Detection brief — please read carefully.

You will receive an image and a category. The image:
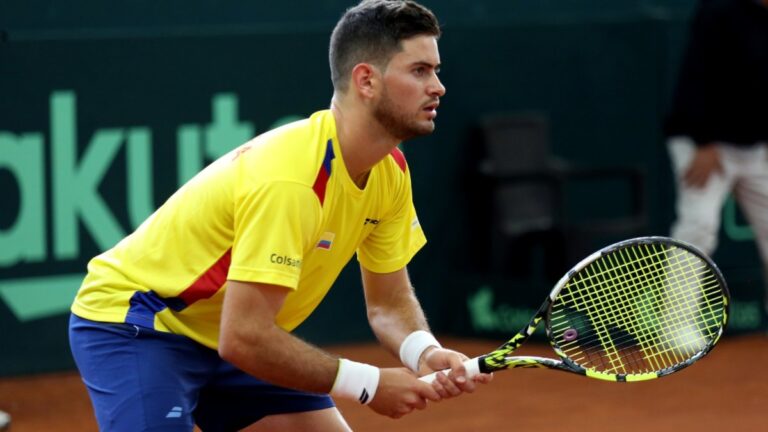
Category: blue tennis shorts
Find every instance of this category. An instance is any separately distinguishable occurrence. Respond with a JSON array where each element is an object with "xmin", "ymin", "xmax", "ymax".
[{"xmin": 68, "ymin": 314, "xmax": 334, "ymax": 431}]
